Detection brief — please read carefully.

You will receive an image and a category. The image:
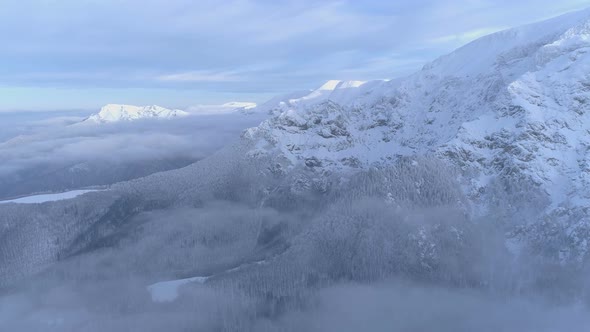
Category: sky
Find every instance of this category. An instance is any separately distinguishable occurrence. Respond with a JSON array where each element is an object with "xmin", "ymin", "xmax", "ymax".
[{"xmin": 1, "ymin": 0, "xmax": 590, "ymax": 111}]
